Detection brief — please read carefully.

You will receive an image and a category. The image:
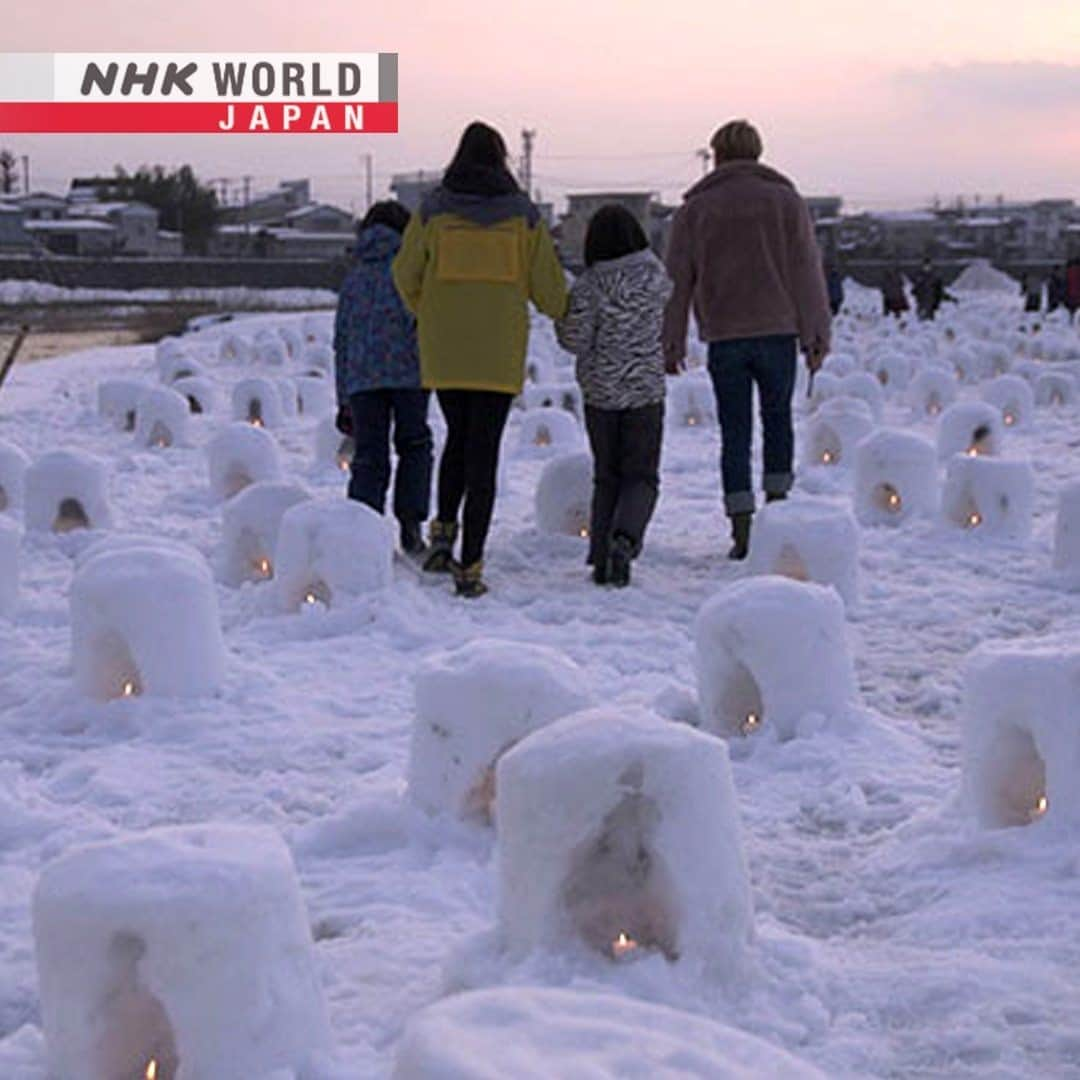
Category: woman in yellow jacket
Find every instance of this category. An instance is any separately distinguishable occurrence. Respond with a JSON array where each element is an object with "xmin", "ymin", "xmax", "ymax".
[{"xmin": 393, "ymin": 121, "xmax": 568, "ymax": 597}]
